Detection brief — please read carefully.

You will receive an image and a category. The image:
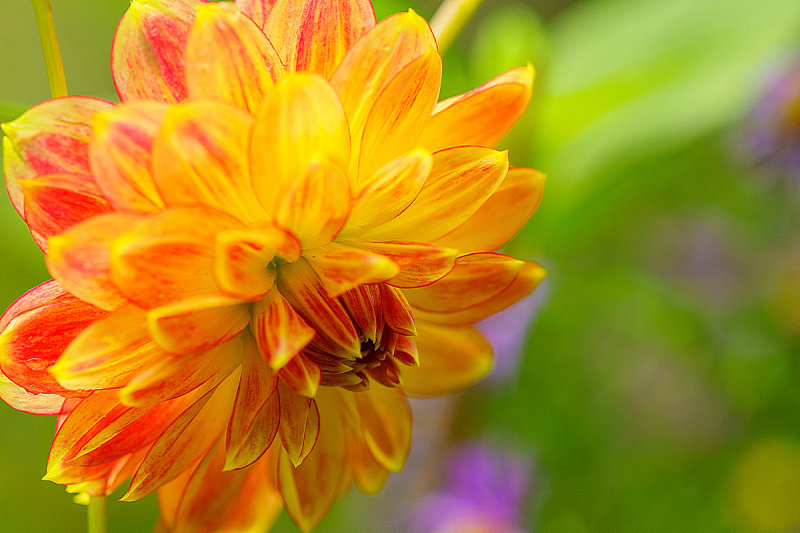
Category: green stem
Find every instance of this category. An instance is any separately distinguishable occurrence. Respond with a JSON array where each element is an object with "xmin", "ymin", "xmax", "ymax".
[
  {"xmin": 87, "ymin": 495, "xmax": 107, "ymax": 533},
  {"xmin": 429, "ymin": 0, "xmax": 483, "ymax": 54},
  {"xmin": 30, "ymin": 0, "xmax": 68, "ymax": 98}
]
